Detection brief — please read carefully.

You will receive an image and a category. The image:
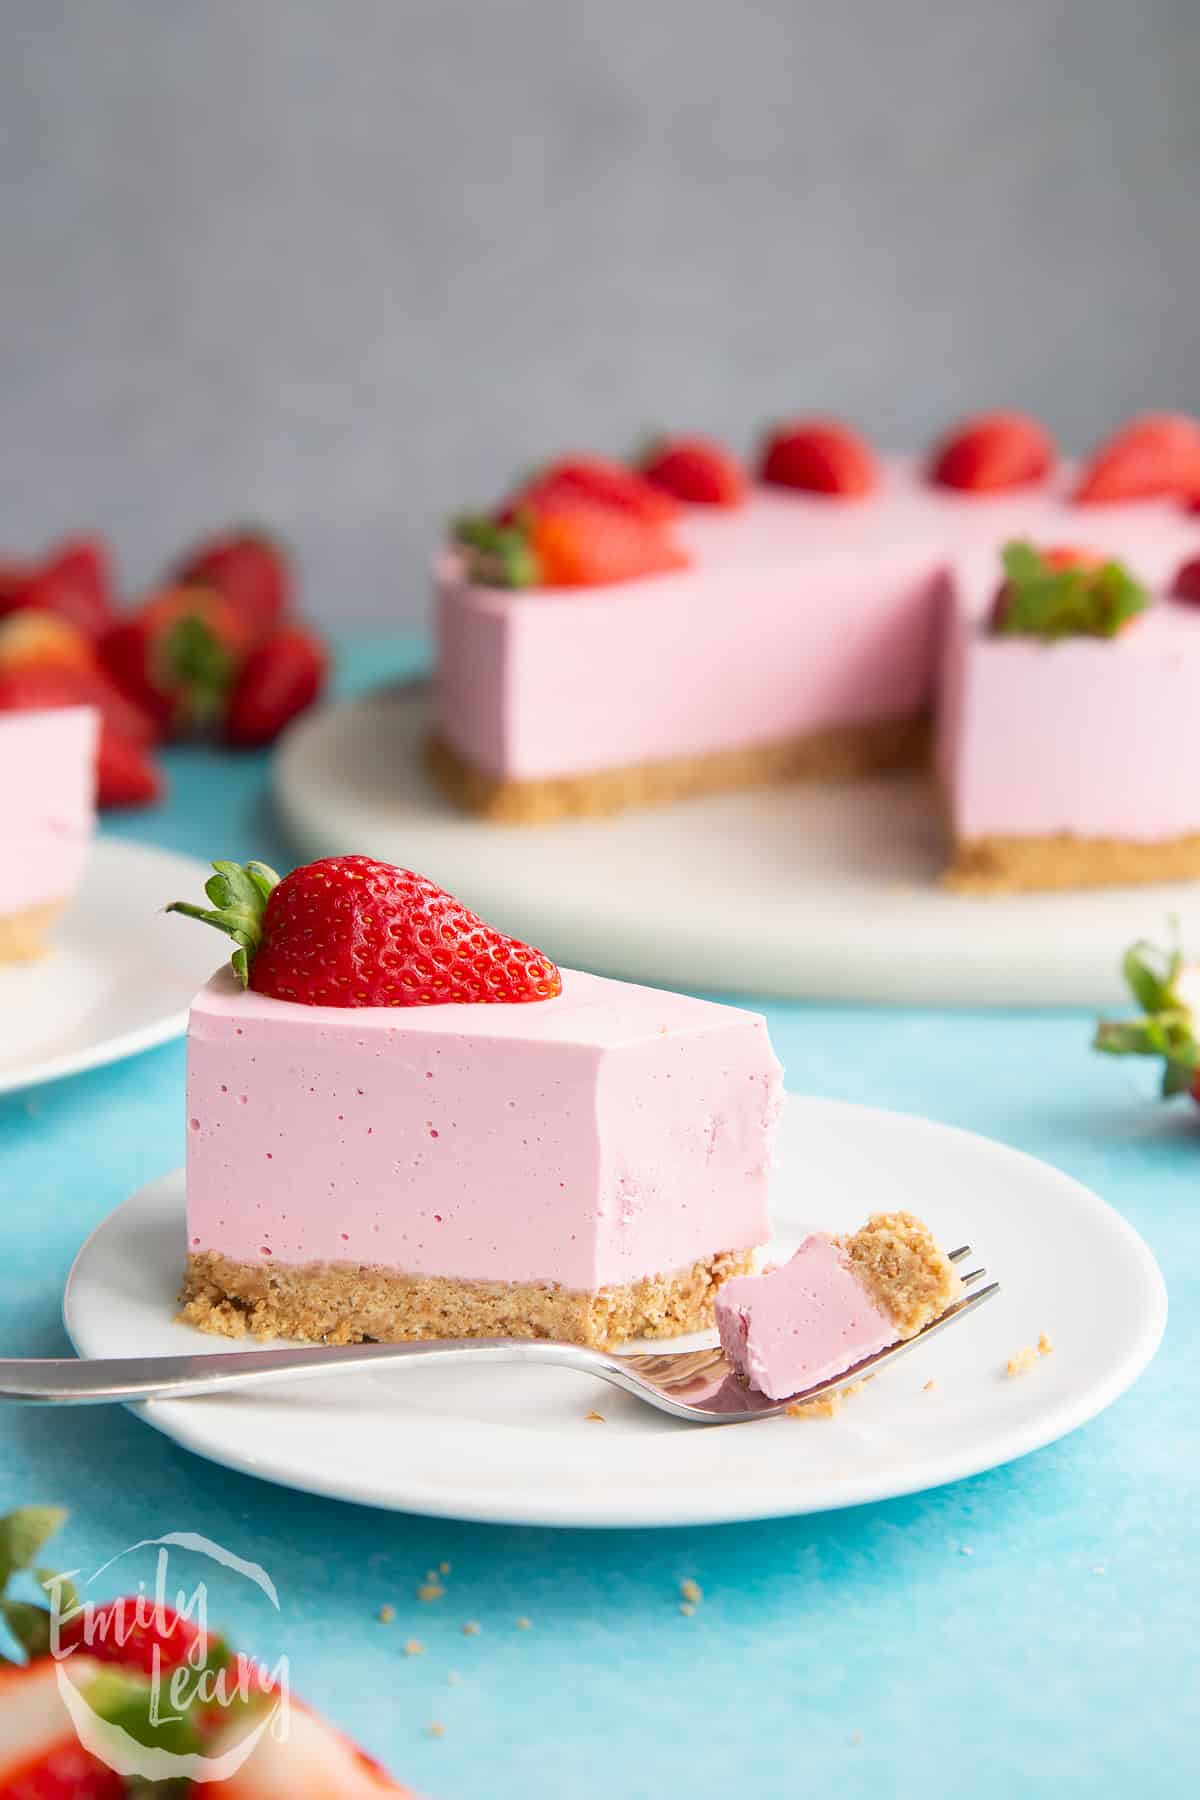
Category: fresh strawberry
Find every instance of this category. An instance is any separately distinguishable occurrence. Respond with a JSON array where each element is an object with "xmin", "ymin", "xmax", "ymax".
[
  {"xmin": 499, "ymin": 453, "xmax": 679, "ymax": 524},
  {"xmin": 928, "ymin": 411, "xmax": 1055, "ymax": 492},
  {"xmin": 224, "ymin": 626, "xmax": 327, "ymax": 748},
  {"xmin": 638, "ymin": 434, "xmax": 747, "ymax": 507},
  {"xmin": 1094, "ymin": 939, "xmax": 1200, "ymax": 1103},
  {"xmin": 990, "ymin": 540, "xmax": 1146, "ymax": 638},
  {"xmin": 99, "ymin": 586, "xmax": 252, "ymax": 735},
  {"xmin": 0, "ymin": 1662, "xmax": 124, "ymax": 1800},
  {"xmin": 174, "ymin": 528, "xmax": 291, "ymax": 640},
  {"xmin": 759, "ymin": 419, "xmax": 879, "ymax": 497},
  {"xmin": 168, "ymin": 855, "xmax": 563, "ymax": 1006},
  {"xmin": 92, "ymin": 731, "xmax": 163, "ymax": 810},
  {"xmin": 0, "ymin": 664, "xmax": 157, "ymax": 751},
  {"xmin": 1170, "ymin": 553, "xmax": 1200, "ymax": 603},
  {"xmin": 454, "ymin": 503, "xmax": 689, "ymax": 589},
  {"xmin": 0, "ymin": 611, "xmax": 96, "ymax": 677},
  {"xmin": 56, "ymin": 1601, "xmax": 204, "ymax": 1676},
  {"xmin": 0, "ymin": 537, "xmax": 115, "ymax": 639},
  {"xmin": 207, "ymin": 1698, "xmax": 417, "ymax": 1797},
  {"xmin": 1073, "ymin": 413, "xmax": 1200, "ymax": 504}
]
